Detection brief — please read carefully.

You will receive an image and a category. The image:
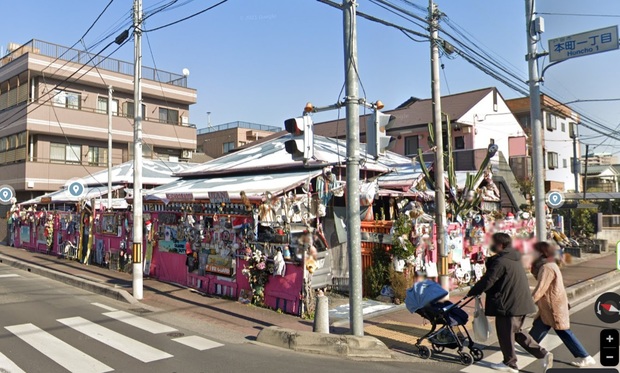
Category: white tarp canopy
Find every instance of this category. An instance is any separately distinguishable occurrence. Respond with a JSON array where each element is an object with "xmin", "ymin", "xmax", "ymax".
[
  {"xmin": 176, "ymin": 134, "xmax": 411, "ymax": 177},
  {"xmin": 145, "ymin": 170, "xmax": 323, "ymax": 203},
  {"xmin": 21, "ymin": 185, "xmax": 124, "ymax": 205},
  {"xmin": 80, "ymin": 159, "xmax": 197, "ymax": 186}
]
